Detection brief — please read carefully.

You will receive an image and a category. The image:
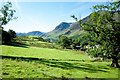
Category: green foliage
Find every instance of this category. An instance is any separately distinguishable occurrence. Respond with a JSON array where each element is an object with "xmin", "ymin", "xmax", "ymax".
[
  {"xmin": 0, "ymin": 2, "xmax": 17, "ymax": 44},
  {"xmin": 0, "ymin": 2, "xmax": 16, "ymax": 26},
  {"xmin": 8, "ymin": 29, "xmax": 16, "ymax": 40},
  {"xmin": 71, "ymin": 15, "xmax": 78, "ymax": 21},
  {"xmin": 82, "ymin": 1, "xmax": 120, "ymax": 67},
  {"xmin": 2, "ymin": 29, "xmax": 16, "ymax": 44},
  {"xmin": 78, "ymin": 32, "xmax": 90, "ymax": 47},
  {"xmin": 58, "ymin": 35, "xmax": 72, "ymax": 49}
]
